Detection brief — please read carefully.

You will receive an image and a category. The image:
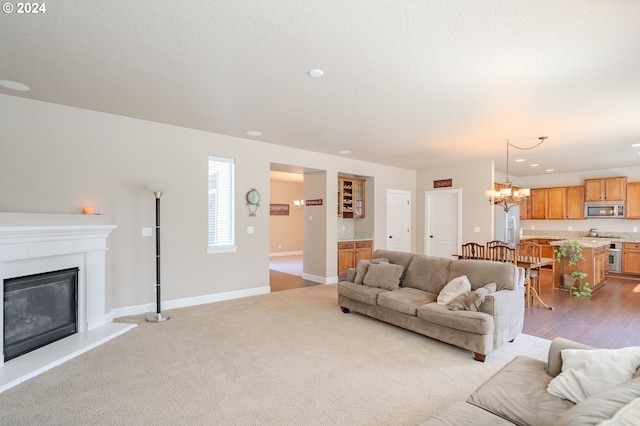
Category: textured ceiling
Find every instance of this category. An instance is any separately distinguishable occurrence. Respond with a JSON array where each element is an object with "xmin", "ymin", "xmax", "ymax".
[{"xmin": 1, "ymin": 0, "xmax": 639, "ymax": 176}]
